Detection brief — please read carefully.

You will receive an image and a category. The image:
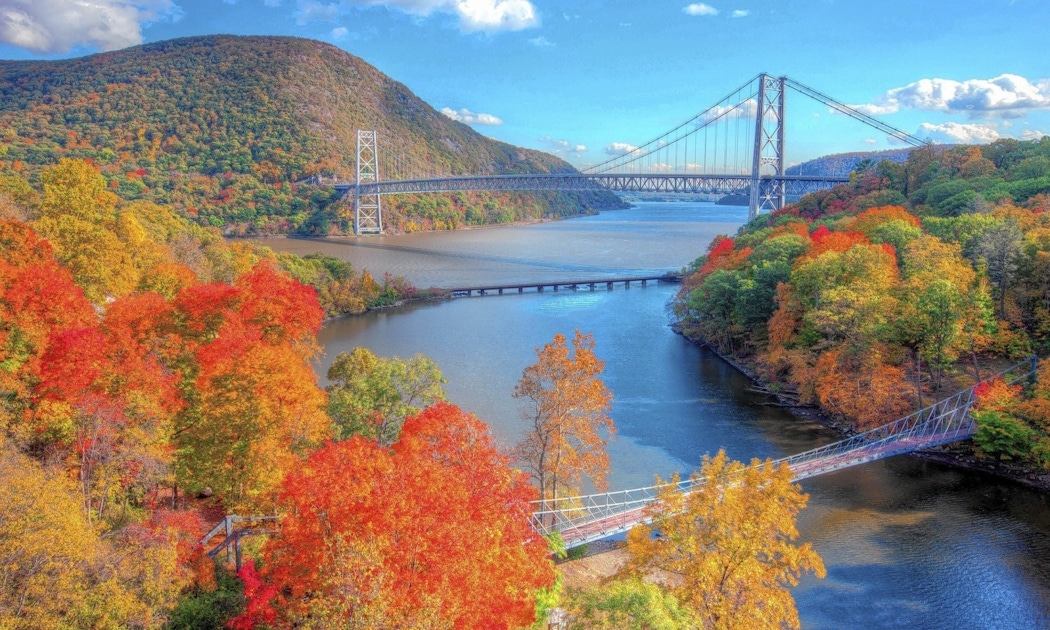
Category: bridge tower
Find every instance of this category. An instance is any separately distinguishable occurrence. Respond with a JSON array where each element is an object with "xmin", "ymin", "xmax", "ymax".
[
  {"xmin": 749, "ymin": 74, "xmax": 786, "ymax": 221},
  {"xmin": 355, "ymin": 130, "xmax": 382, "ymax": 234}
]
